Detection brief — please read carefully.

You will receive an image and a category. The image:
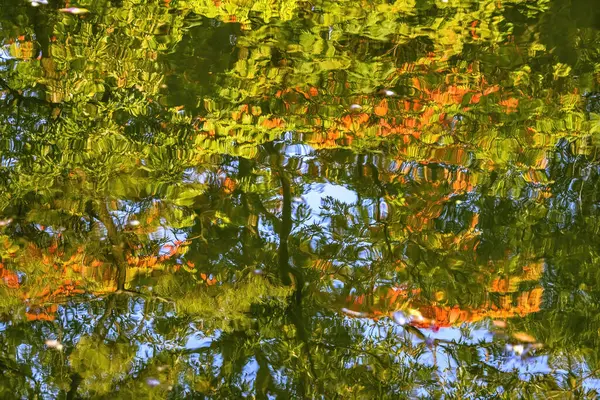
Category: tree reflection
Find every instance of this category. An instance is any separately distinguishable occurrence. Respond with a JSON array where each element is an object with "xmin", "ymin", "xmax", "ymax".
[{"xmin": 1, "ymin": 0, "xmax": 600, "ymax": 398}]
